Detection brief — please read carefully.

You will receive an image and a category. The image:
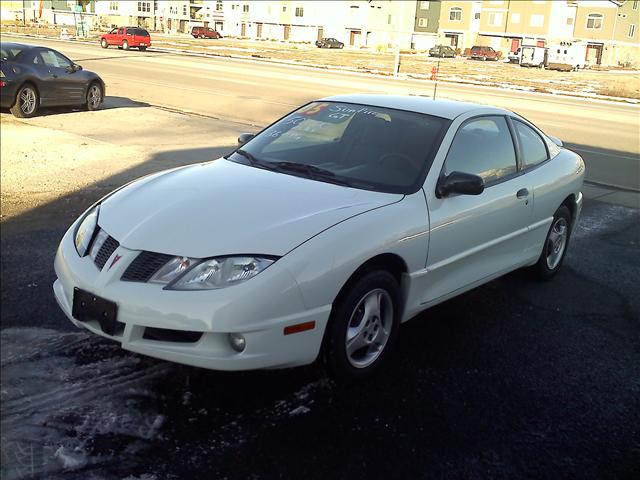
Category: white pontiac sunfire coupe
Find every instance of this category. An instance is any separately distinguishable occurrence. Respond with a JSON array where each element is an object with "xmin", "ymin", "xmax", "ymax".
[{"xmin": 54, "ymin": 94, "xmax": 584, "ymax": 380}]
